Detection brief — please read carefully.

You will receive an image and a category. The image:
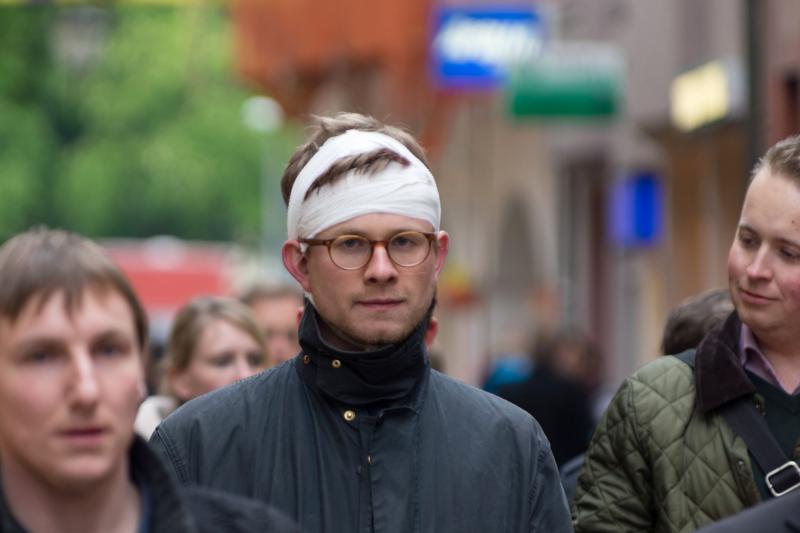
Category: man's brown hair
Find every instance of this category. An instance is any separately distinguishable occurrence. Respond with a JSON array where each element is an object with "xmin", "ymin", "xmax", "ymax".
[
  {"xmin": 660, "ymin": 288, "xmax": 733, "ymax": 355},
  {"xmin": 752, "ymin": 134, "xmax": 800, "ymax": 184},
  {"xmin": 238, "ymin": 282, "xmax": 303, "ymax": 307},
  {"xmin": 280, "ymin": 112, "xmax": 429, "ymax": 205},
  {"xmin": 0, "ymin": 227, "xmax": 148, "ymax": 351}
]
